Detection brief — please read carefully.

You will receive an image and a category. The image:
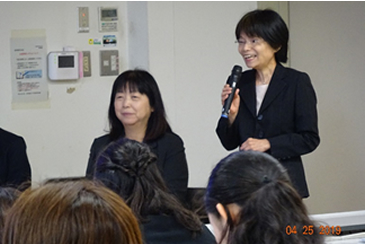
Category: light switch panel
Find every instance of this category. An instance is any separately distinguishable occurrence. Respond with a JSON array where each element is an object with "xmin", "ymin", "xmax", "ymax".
[
  {"xmin": 100, "ymin": 50, "xmax": 119, "ymax": 76},
  {"xmin": 78, "ymin": 7, "xmax": 89, "ymax": 33}
]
